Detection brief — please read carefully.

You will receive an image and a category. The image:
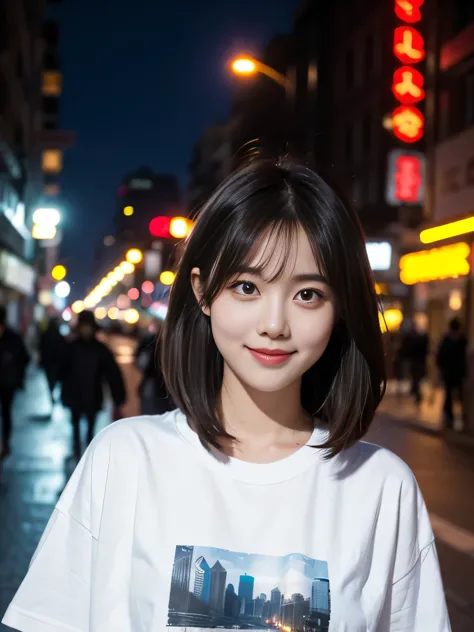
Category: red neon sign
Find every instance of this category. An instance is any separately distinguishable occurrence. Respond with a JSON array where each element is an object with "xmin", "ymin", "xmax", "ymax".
[
  {"xmin": 392, "ymin": 105, "xmax": 425, "ymax": 143},
  {"xmin": 392, "ymin": 66, "xmax": 425, "ymax": 105},
  {"xmin": 393, "ymin": 27, "xmax": 426, "ymax": 64},
  {"xmin": 395, "ymin": 155, "xmax": 422, "ymax": 202},
  {"xmin": 394, "ymin": 0, "xmax": 424, "ymax": 24}
]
